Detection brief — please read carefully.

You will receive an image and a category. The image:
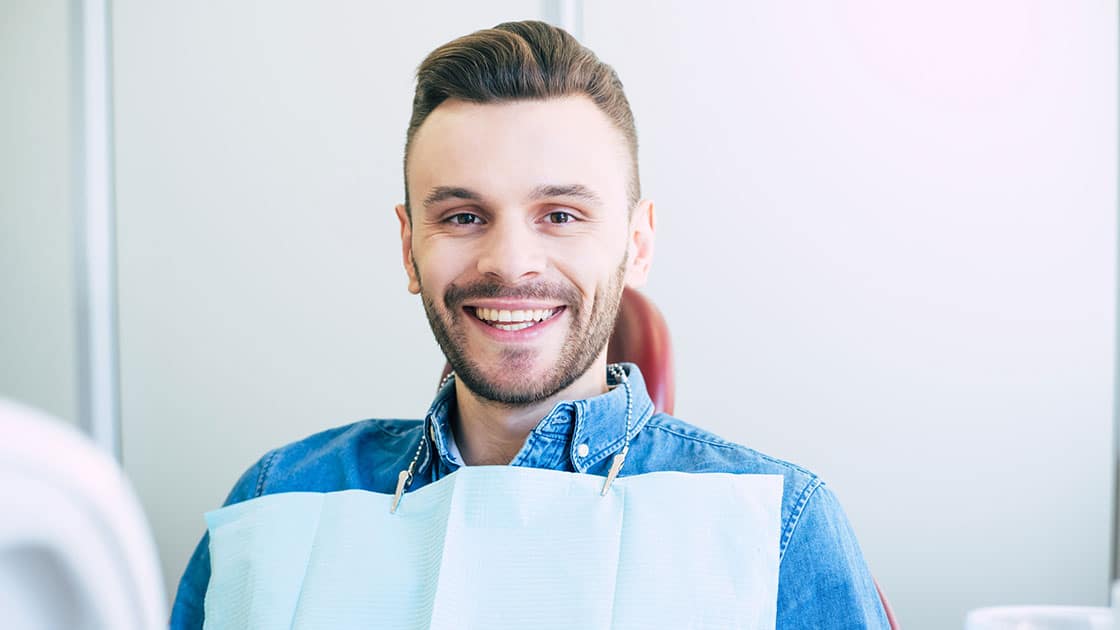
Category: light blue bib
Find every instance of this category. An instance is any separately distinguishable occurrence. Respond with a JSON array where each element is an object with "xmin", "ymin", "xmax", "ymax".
[{"xmin": 204, "ymin": 466, "xmax": 782, "ymax": 630}]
